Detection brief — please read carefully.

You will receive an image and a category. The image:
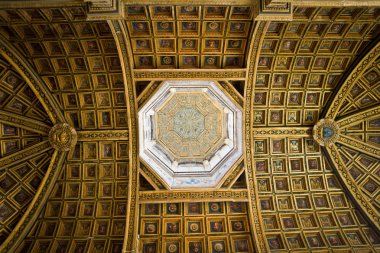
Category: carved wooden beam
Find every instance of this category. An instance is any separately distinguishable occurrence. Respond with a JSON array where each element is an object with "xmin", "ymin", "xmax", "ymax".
[
  {"xmin": 133, "ymin": 69, "xmax": 247, "ymax": 81},
  {"xmin": 77, "ymin": 130, "xmax": 129, "ymax": 141},
  {"xmin": 109, "ymin": 20, "xmax": 140, "ymax": 253},
  {"xmin": 0, "ymin": 111, "xmax": 50, "ymax": 135},
  {"xmin": 337, "ymin": 134, "xmax": 380, "ymax": 159},
  {"xmin": 253, "ymin": 127, "xmax": 312, "ymax": 137},
  {"xmin": 139, "ymin": 189, "xmax": 249, "ymax": 203},
  {"xmin": 336, "ymin": 104, "xmax": 380, "ymax": 129},
  {"xmin": 0, "ymin": 141, "xmax": 52, "ymax": 170}
]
